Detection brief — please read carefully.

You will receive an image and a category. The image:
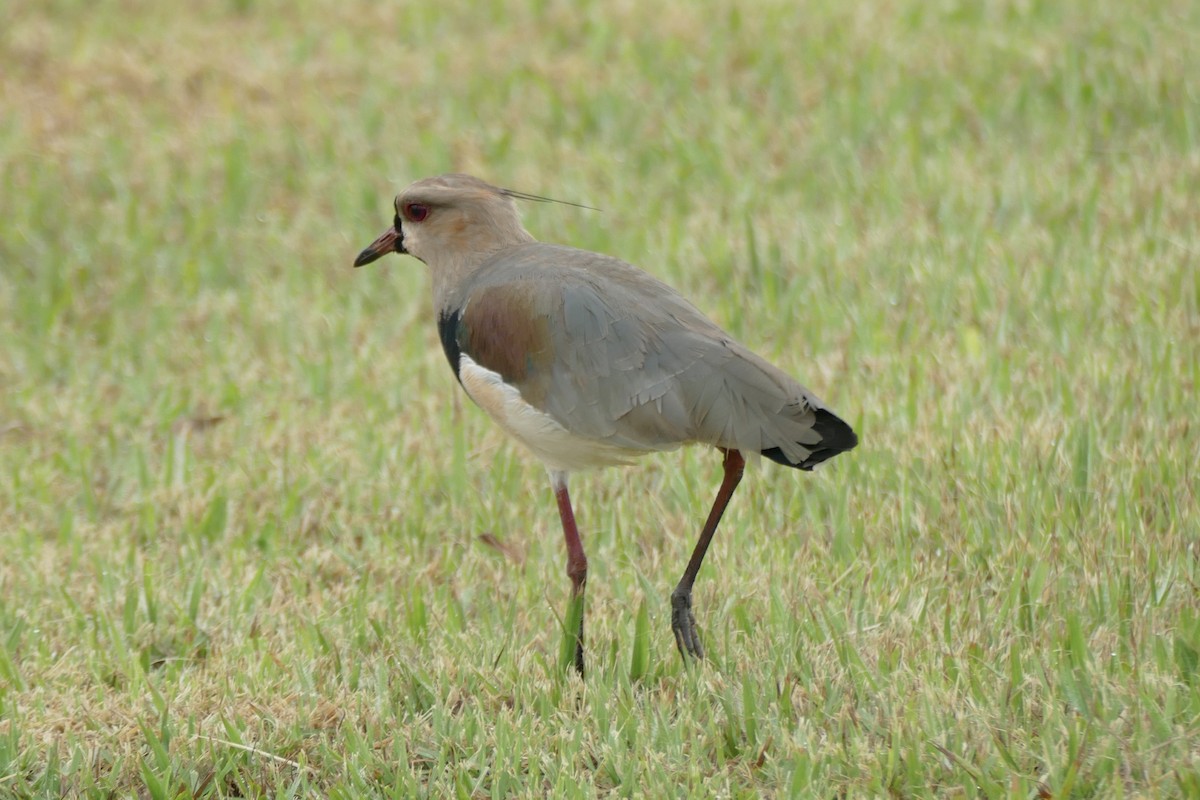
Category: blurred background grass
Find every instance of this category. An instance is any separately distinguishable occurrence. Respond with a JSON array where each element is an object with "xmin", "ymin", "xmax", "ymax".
[{"xmin": 1, "ymin": 0, "xmax": 1198, "ymax": 796}]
